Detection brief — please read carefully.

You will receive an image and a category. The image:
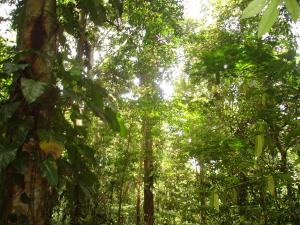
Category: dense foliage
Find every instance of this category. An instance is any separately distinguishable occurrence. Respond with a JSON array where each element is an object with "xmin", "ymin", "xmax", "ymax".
[{"xmin": 0, "ymin": 0, "xmax": 299, "ymax": 225}]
